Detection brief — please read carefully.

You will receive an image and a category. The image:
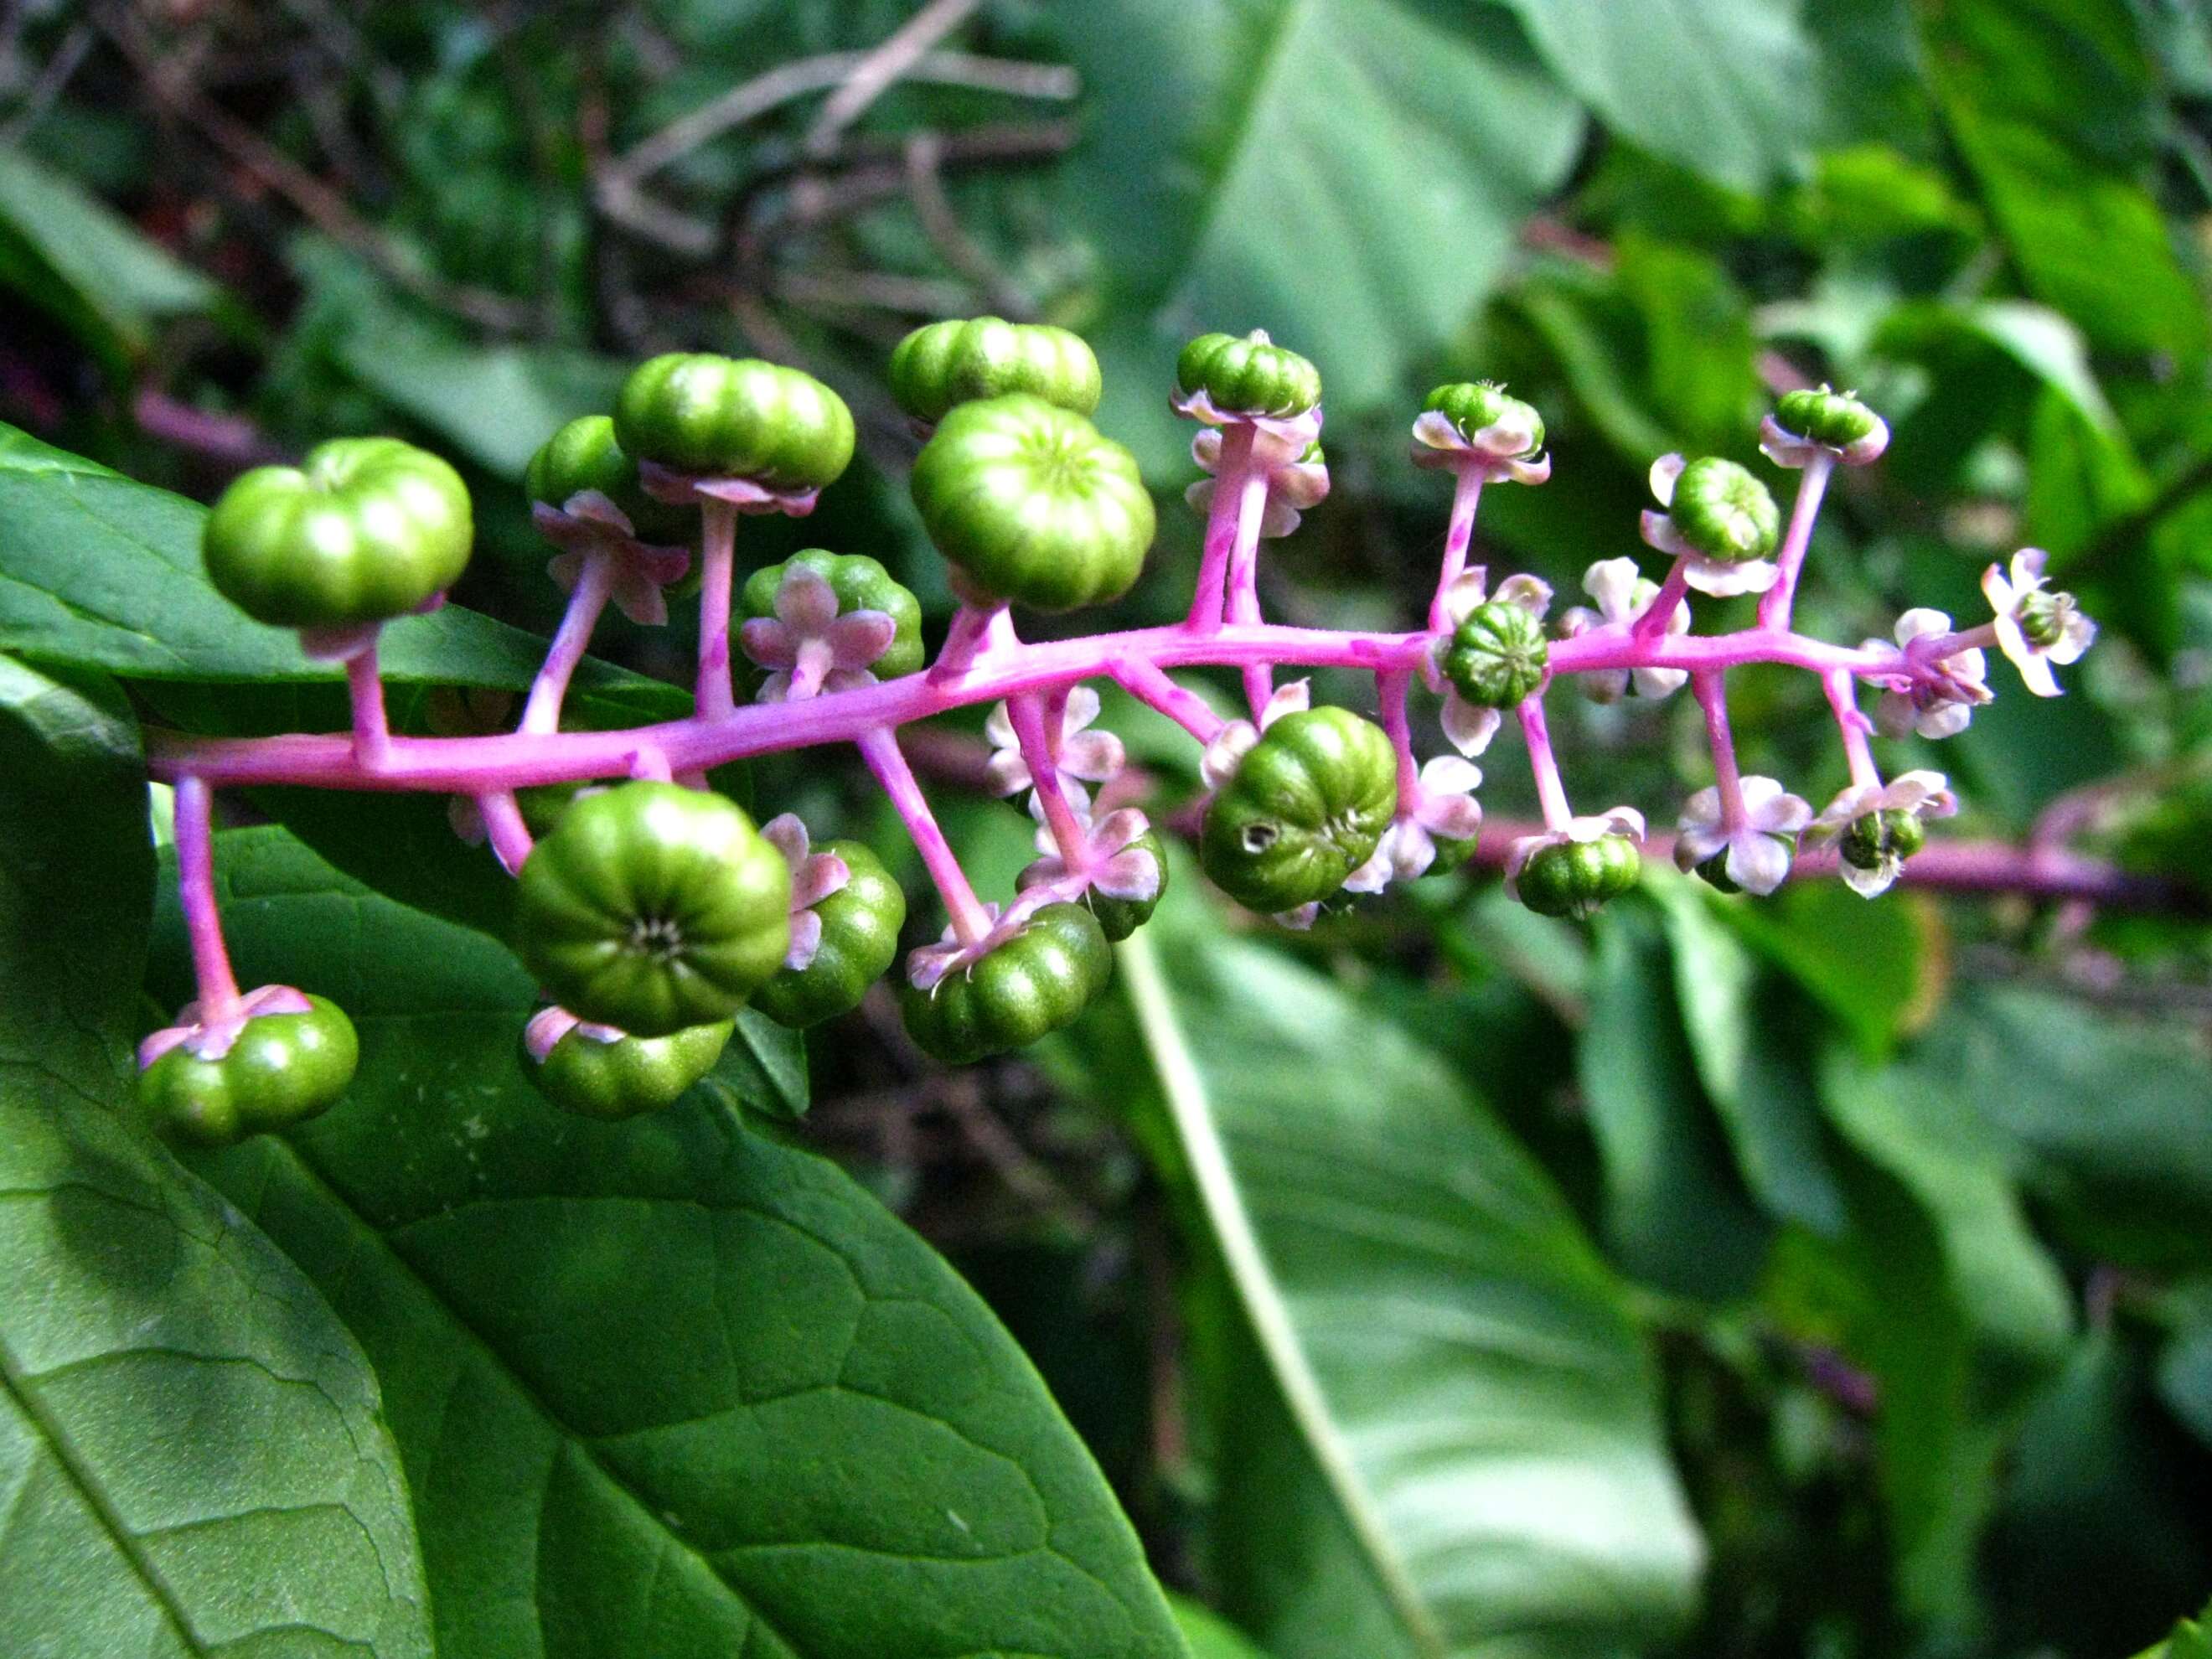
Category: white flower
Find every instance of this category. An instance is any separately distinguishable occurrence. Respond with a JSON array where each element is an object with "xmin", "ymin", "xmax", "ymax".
[
  {"xmin": 1018, "ymin": 809, "xmax": 1162, "ymax": 903},
  {"xmin": 1982, "ymin": 548, "xmax": 2096, "ymax": 698},
  {"xmin": 984, "ymin": 685, "xmax": 1126, "ymax": 827},
  {"xmin": 1641, "ymin": 453, "xmax": 1780, "ymax": 599},
  {"xmin": 1186, "ymin": 426, "xmax": 1330, "ymax": 536},
  {"xmin": 1503, "ymin": 806, "xmax": 1646, "ymax": 901},
  {"xmin": 1408, "ymin": 408, "xmax": 1552, "ymax": 485},
  {"xmin": 536, "ymin": 489, "xmax": 693, "ymax": 627},
  {"xmin": 1429, "ymin": 568, "xmax": 1553, "ymax": 754},
  {"xmin": 1806, "ymin": 770, "xmax": 1958, "ymax": 897},
  {"xmin": 738, "ymin": 566, "xmax": 898, "ymax": 702},
  {"xmin": 1672, "ymin": 775, "xmax": 1811, "ymax": 896},
  {"xmin": 1870, "ymin": 608, "xmax": 1990, "ymax": 740},
  {"xmin": 1558, "ymin": 556, "xmax": 1687, "ymax": 703},
  {"xmin": 1344, "ymin": 756, "xmax": 1483, "ymax": 892},
  {"xmin": 761, "ymin": 814, "xmax": 852, "ymax": 971}
]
